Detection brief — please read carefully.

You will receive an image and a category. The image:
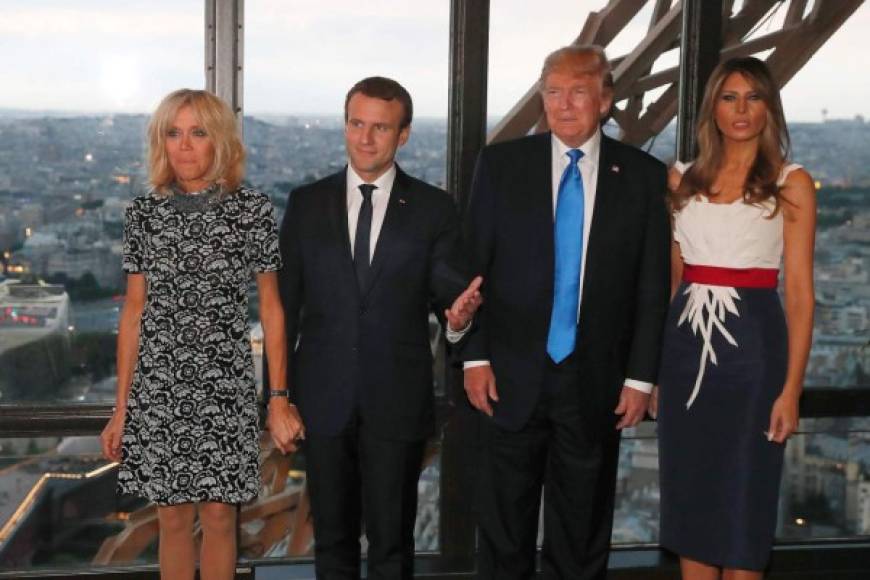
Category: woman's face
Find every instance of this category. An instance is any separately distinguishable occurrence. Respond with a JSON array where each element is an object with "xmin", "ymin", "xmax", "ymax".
[
  {"xmin": 165, "ymin": 105, "xmax": 215, "ymax": 192},
  {"xmin": 714, "ymin": 72, "xmax": 769, "ymax": 144}
]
